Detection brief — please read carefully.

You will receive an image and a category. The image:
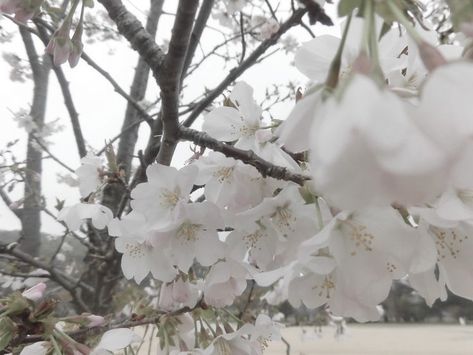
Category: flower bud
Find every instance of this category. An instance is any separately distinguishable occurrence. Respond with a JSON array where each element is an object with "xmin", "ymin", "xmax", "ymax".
[{"xmin": 21, "ymin": 282, "xmax": 46, "ymax": 302}]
